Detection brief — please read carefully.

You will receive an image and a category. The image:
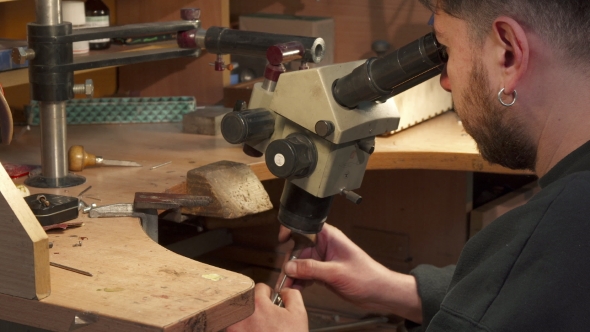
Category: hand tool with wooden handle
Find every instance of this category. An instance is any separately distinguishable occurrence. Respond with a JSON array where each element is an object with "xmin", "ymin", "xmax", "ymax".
[
  {"xmin": 0, "ymin": 85, "xmax": 13, "ymax": 145},
  {"xmin": 68, "ymin": 145, "xmax": 142, "ymax": 171},
  {"xmin": 271, "ymin": 232, "xmax": 317, "ymax": 306}
]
